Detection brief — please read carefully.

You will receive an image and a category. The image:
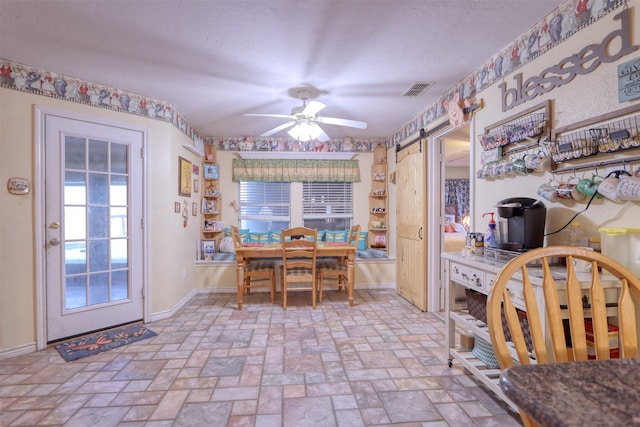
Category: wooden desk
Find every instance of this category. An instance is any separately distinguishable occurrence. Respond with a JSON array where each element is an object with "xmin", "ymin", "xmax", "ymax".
[
  {"xmin": 234, "ymin": 241, "xmax": 357, "ymax": 309},
  {"xmin": 500, "ymin": 358, "xmax": 640, "ymax": 427}
]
